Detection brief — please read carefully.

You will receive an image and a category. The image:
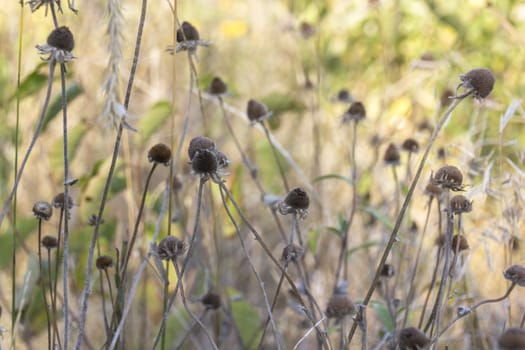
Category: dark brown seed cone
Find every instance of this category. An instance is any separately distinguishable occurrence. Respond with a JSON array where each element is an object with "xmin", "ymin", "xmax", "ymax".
[
  {"xmin": 191, "ymin": 149, "xmax": 218, "ymax": 174},
  {"xmin": 398, "ymin": 327, "xmax": 430, "ymax": 350},
  {"xmin": 209, "ymin": 77, "xmax": 227, "ymax": 95},
  {"xmin": 188, "ymin": 136, "xmax": 215, "ymax": 160},
  {"xmin": 498, "ymin": 327, "xmax": 525, "ymax": 350},
  {"xmin": 433, "ymin": 165, "xmax": 463, "ymax": 190},
  {"xmin": 41, "ymin": 236, "xmax": 58, "ymax": 249},
  {"xmin": 337, "ymin": 89, "xmax": 351, "ymax": 102},
  {"xmin": 284, "ymin": 188, "xmax": 310, "ymax": 210},
  {"xmin": 450, "ymin": 195, "xmax": 472, "ymax": 214},
  {"xmin": 47, "ymin": 26, "xmax": 75, "ymax": 51},
  {"xmin": 176, "ymin": 21, "xmax": 200, "ymax": 42},
  {"xmin": 326, "ymin": 294, "xmax": 355, "ymax": 319},
  {"xmin": 201, "ymin": 291, "xmax": 221, "ymax": 310},
  {"xmin": 148, "ymin": 143, "xmax": 172, "ymax": 166},
  {"xmin": 343, "ymin": 101, "xmax": 366, "ymax": 123},
  {"xmin": 440, "ymin": 88, "xmax": 454, "ymax": 107},
  {"xmin": 157, "ymin": 236, "xmax": 187, "ymax": 260},
  {"xmin": 503, "ymin": 264, "xmax": 525, "ymax": 286},
  {"xmin": 96, "ymin": 256, "xmax": 114, "ymax": 270},
  {"xmin": 282, "ymin": 243, "xmax": 304, "ymax": 262},
  {"xmin": 33, "ymin": 201, "xmax": 53, "ymax": 220},
  {"xmin": 460, "ymin": 68, "xmax": 495, "ymax": 99},
  {"xmin": 402, "ymin": 138, "xmax": 419, "ymax": 153},
  {"xmin": 52, "ymin": 192, "xmax": 74, "ymax": 209},
  {"xmin": 247, "ymin": 99, "xmax": 269, "ymax": 122},
  {"xmin": 380, "ymin": 263, "xmax": 395, "ymax": 278},
  {"xmin": 451, "ymin": 235, "xmax": 469, "ymax": 252},
  {"xmin": 383, "ymin": 143, "xmax": 400, "ymax": 165}
]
